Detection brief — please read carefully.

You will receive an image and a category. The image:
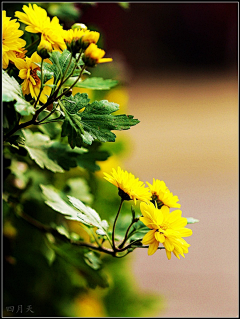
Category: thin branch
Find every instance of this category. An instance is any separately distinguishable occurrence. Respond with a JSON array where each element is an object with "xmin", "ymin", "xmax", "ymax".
[
  {"xmin": 17, "ymin": 210, "xmax": 116, "ymax": 257},
  {"xmin": 112, "ymin": 198, "xmax": 124, "ymax": 251}
]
